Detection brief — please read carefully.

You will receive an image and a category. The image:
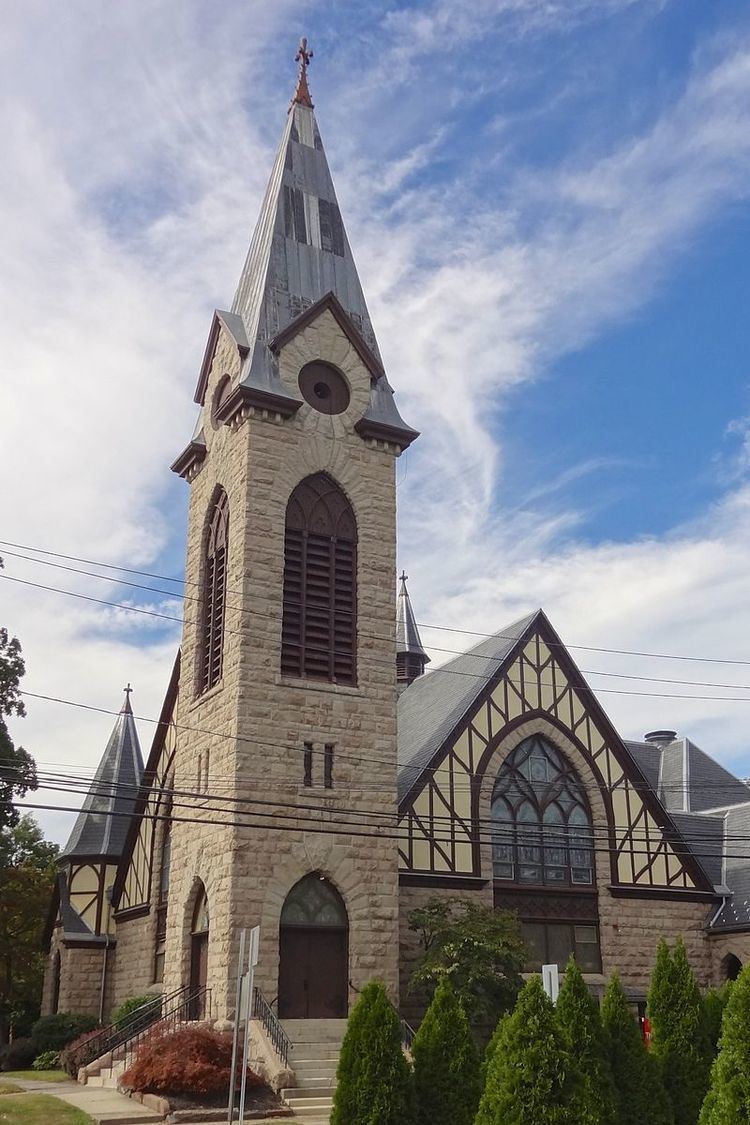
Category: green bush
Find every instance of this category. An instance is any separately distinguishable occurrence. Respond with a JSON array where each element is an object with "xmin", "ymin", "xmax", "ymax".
[
  {"xmin": 481, "ymin": 1012, "xmax": 510, "ymax": 1085},
  {"xmin": 648, "ymin": 939, "xmax": 711, "ymax": 1125},
  {"xmin": 602, "ymin": 974, "xmax": 673, "ymax": 1125},
  {"xmin": 475, "ymin": 976, "xmax": 581, "ymax": 1125},
  {"xmin": 31, "ymin": 1050, "xmax": 60, "ymax": 1071},
  {"xmin": 556, "ymin": 957, "xmax": 617, "ymax": 1125},
  {"xmin": 699, "ymin": 963, "xmax": 750, "ymax": 1123},
  {"xmin": 31, "ymin": 1012, "xmax": 99, "ymax": 1053},
  {"xmin": 0, "ymin": 1037, "xmax": 37, "ymax": 1071},
  {"xmin": 412, "ymin": 977, "xmax": 480, "ymax": 1125},
  {"xmin": 703, "ymin": 984, "xmax": 731, "ymax": 1057},
  {"xmin": 330, "ymin": 981, "xmax": 414, "ymax": 1125},
  {"xmin": 111, "ymin": 995, "xmax": 161, "ymax": 1028}
]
